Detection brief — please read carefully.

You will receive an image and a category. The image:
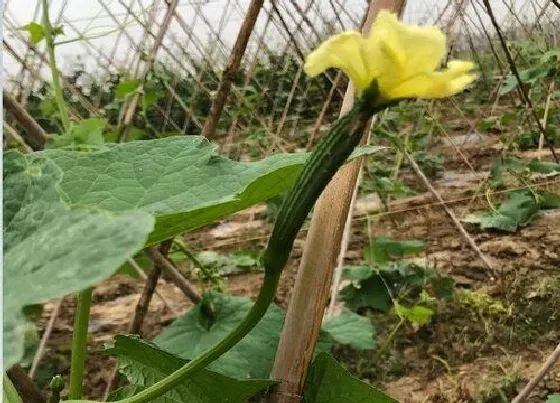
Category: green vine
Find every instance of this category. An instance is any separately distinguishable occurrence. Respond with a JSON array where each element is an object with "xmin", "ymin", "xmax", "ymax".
[{"xmin": 41, "ymin": 0, "xmax": 71, "ymax": 132}]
